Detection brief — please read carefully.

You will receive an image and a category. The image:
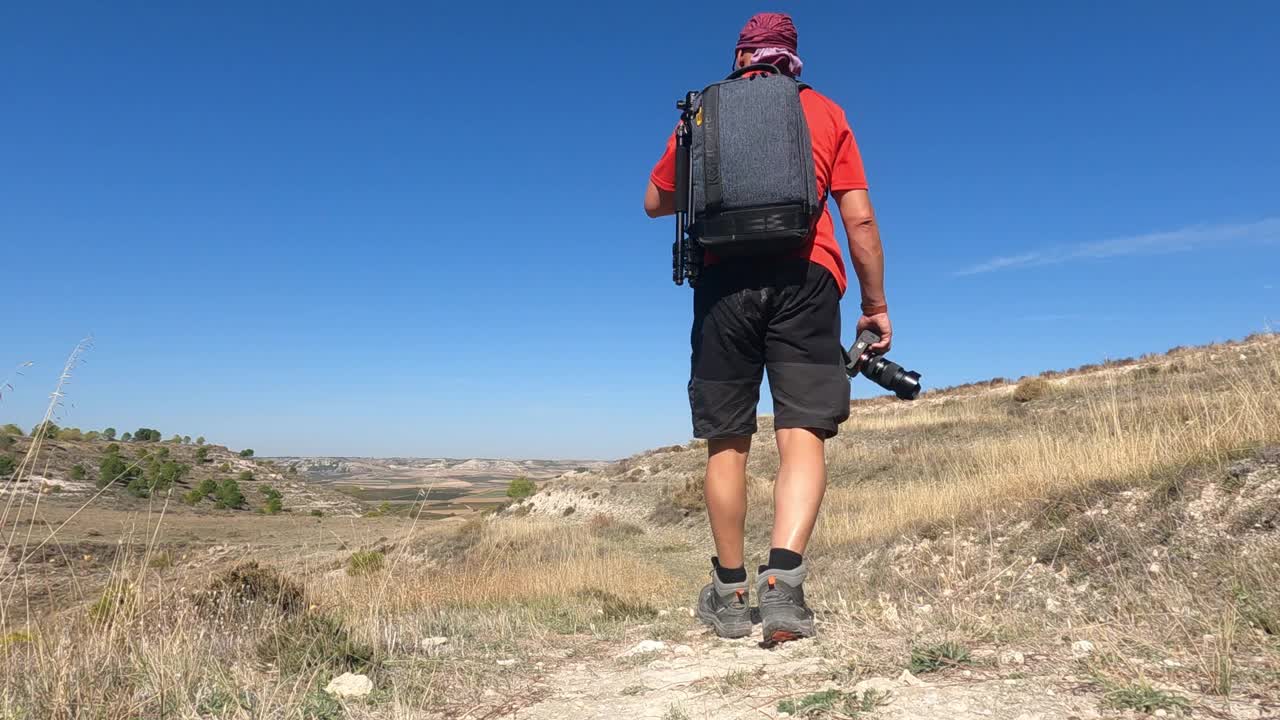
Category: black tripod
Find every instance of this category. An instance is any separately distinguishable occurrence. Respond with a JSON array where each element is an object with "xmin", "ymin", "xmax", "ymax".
[{"xmin": 672, "ymin": 91, "xmax": 702, "ymax": 287}]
